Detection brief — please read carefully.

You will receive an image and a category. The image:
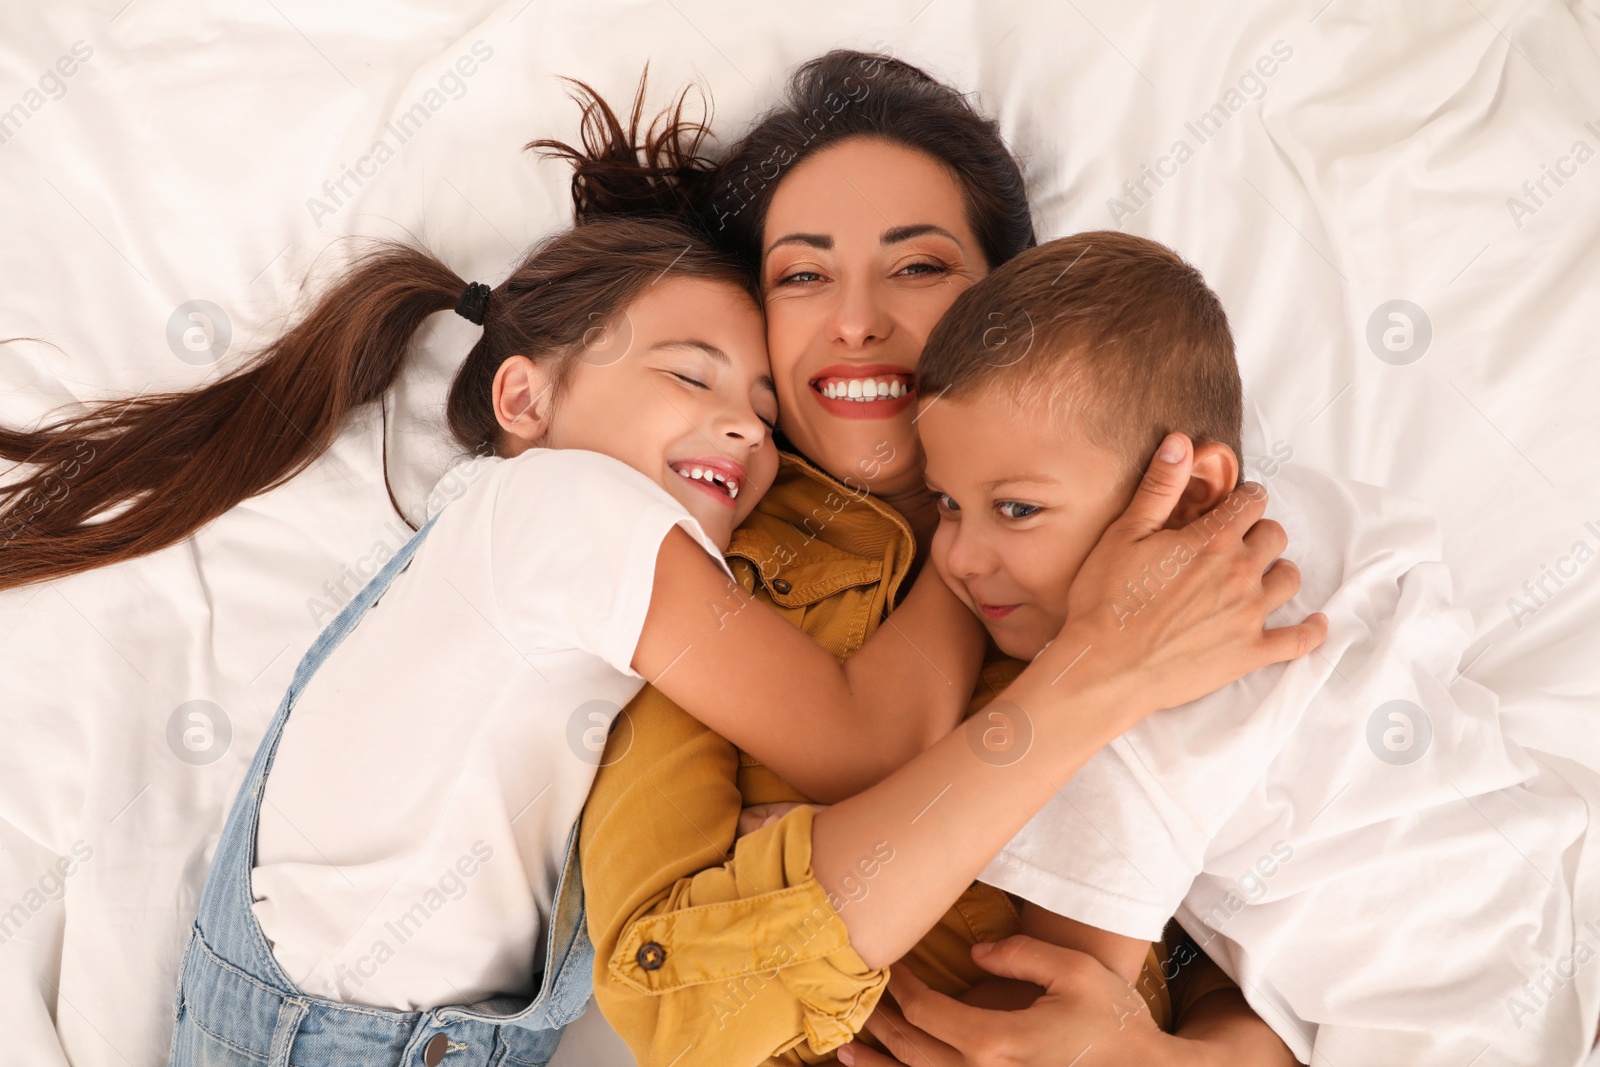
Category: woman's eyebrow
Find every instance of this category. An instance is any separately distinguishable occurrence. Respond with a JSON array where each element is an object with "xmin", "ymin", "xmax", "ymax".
[
  {"xmin": 882, "ymin": 223, "xmax": 959, "ymax": 245},
  {"xmin": 766, "ymin": 233, "xmax": 832, "ymax": 258},
  {"xmin": 765, "ymin": 224, "xmax": 959, "ymax": 260}
]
